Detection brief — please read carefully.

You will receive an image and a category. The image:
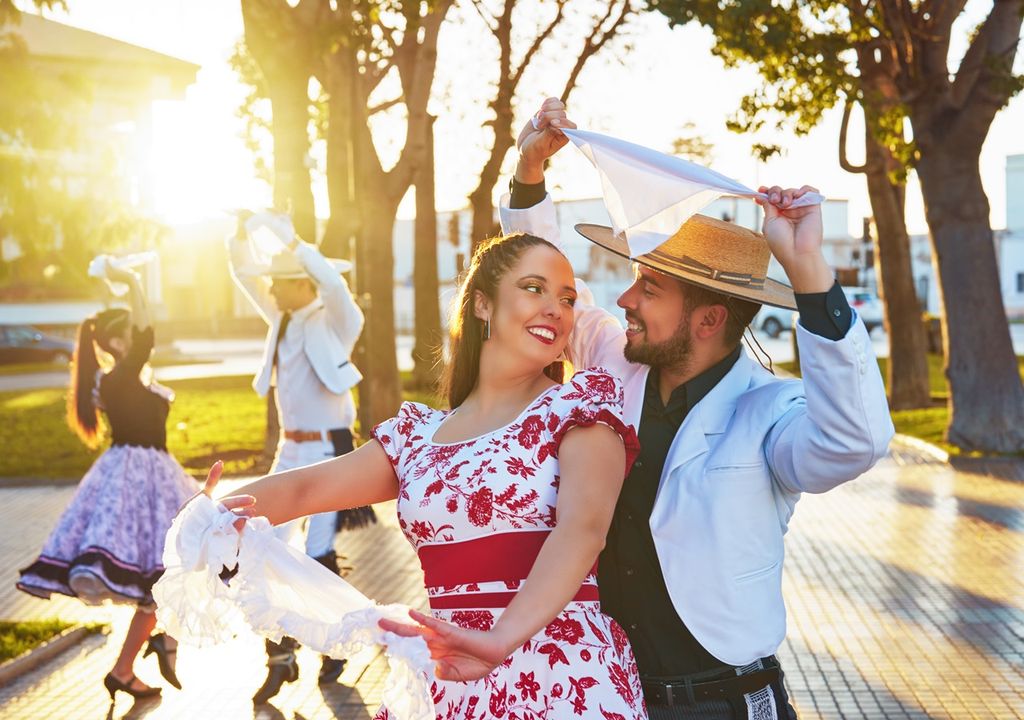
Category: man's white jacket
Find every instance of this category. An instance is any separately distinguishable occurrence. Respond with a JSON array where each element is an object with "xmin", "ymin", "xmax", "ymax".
[
  {"xmin": 501, "ymin": 195, "xmax": 894, "ymax": 667},
  {"xmin": 228, "ymin": 238, "xmax": 364, "ymax": 398}
]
